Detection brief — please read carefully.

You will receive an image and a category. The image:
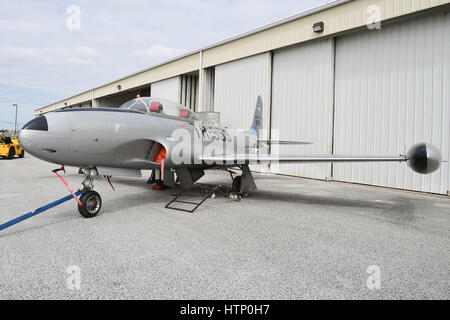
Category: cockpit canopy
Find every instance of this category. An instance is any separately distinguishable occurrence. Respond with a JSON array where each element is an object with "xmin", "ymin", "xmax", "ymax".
[{"xmin": 119, "ymin": 97, "xmax": 199, "ymax": 121}]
